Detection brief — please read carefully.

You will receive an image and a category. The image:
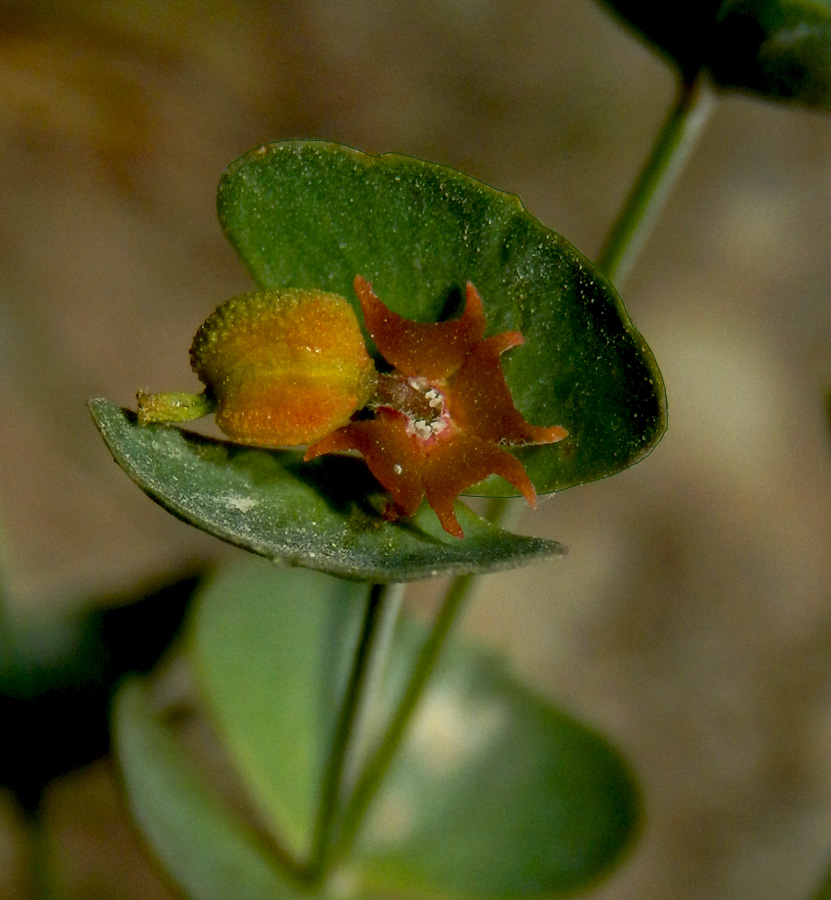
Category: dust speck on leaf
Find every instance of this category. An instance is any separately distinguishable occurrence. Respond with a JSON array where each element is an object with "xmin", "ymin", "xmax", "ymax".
[{"xmin": 225, "ymin": 494, "xmax": 260, "ymax": 513}]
